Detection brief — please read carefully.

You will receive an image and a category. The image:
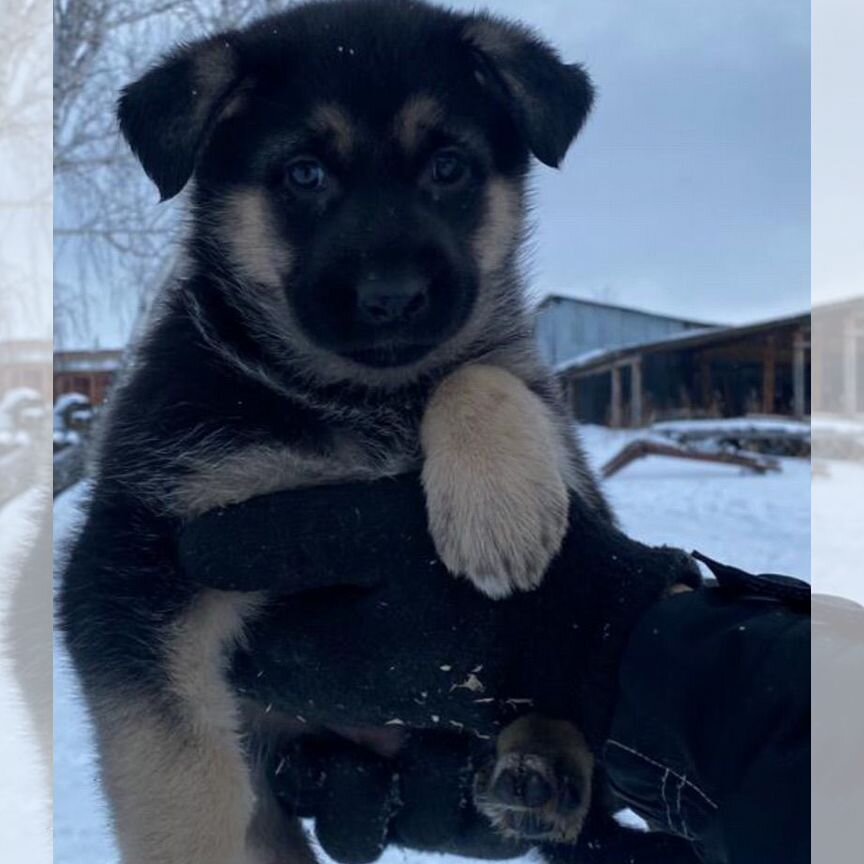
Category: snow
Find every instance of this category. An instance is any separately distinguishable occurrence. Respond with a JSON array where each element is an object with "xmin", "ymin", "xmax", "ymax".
[
  {"xmin": 0, "ymin": 388, "xmax": 46, "ymax": 447},
  {"xmin": 52, "ymin": 426, "xmax": 812, "ymax": 863},
  {"xmin": 0, "ymin": 489, "xmax": 52, "ymax": 864},
  {"xmin": 652, "ymin": 416, "xmax": 810, "ymax": 437},
  {"xmin": 0, "ymin": 387, "xmax": 42, "ymax": 417},
  {"xmin": 0, "ymin": 429, "xmax": 30, "ymax": 451},
  {"xmin": 812, "ymin": 458, "xmax": 864, "ymax": 604},
  {"xmin": 55, "ymin": 429, "xmax": 82, "ymax": 448},
  {"xmin": 579, "ymin": 425, "xmax": 811, "ymax": 579},
  {"xmin": 53, "ymin": 392, "xmax": 91, "ymax": 419},
  {"xmin": 53, "ymin": 393, "xmax": 94, "ymax": 449},
  {"xmin": 811, "ymin": 415, "xmax": 864, "ymax": 437}
]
